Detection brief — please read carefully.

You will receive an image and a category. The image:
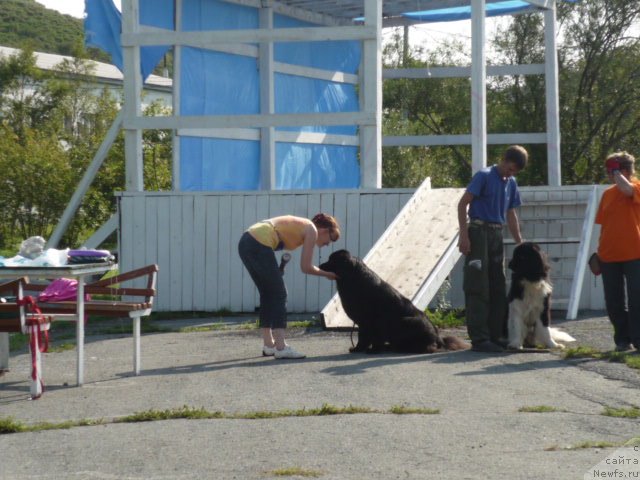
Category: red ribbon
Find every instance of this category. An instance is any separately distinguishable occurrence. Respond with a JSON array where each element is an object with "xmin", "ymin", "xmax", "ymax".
[{"xmin": 17, "ymin": 296, "xmax": 49, "ymax": 397}]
